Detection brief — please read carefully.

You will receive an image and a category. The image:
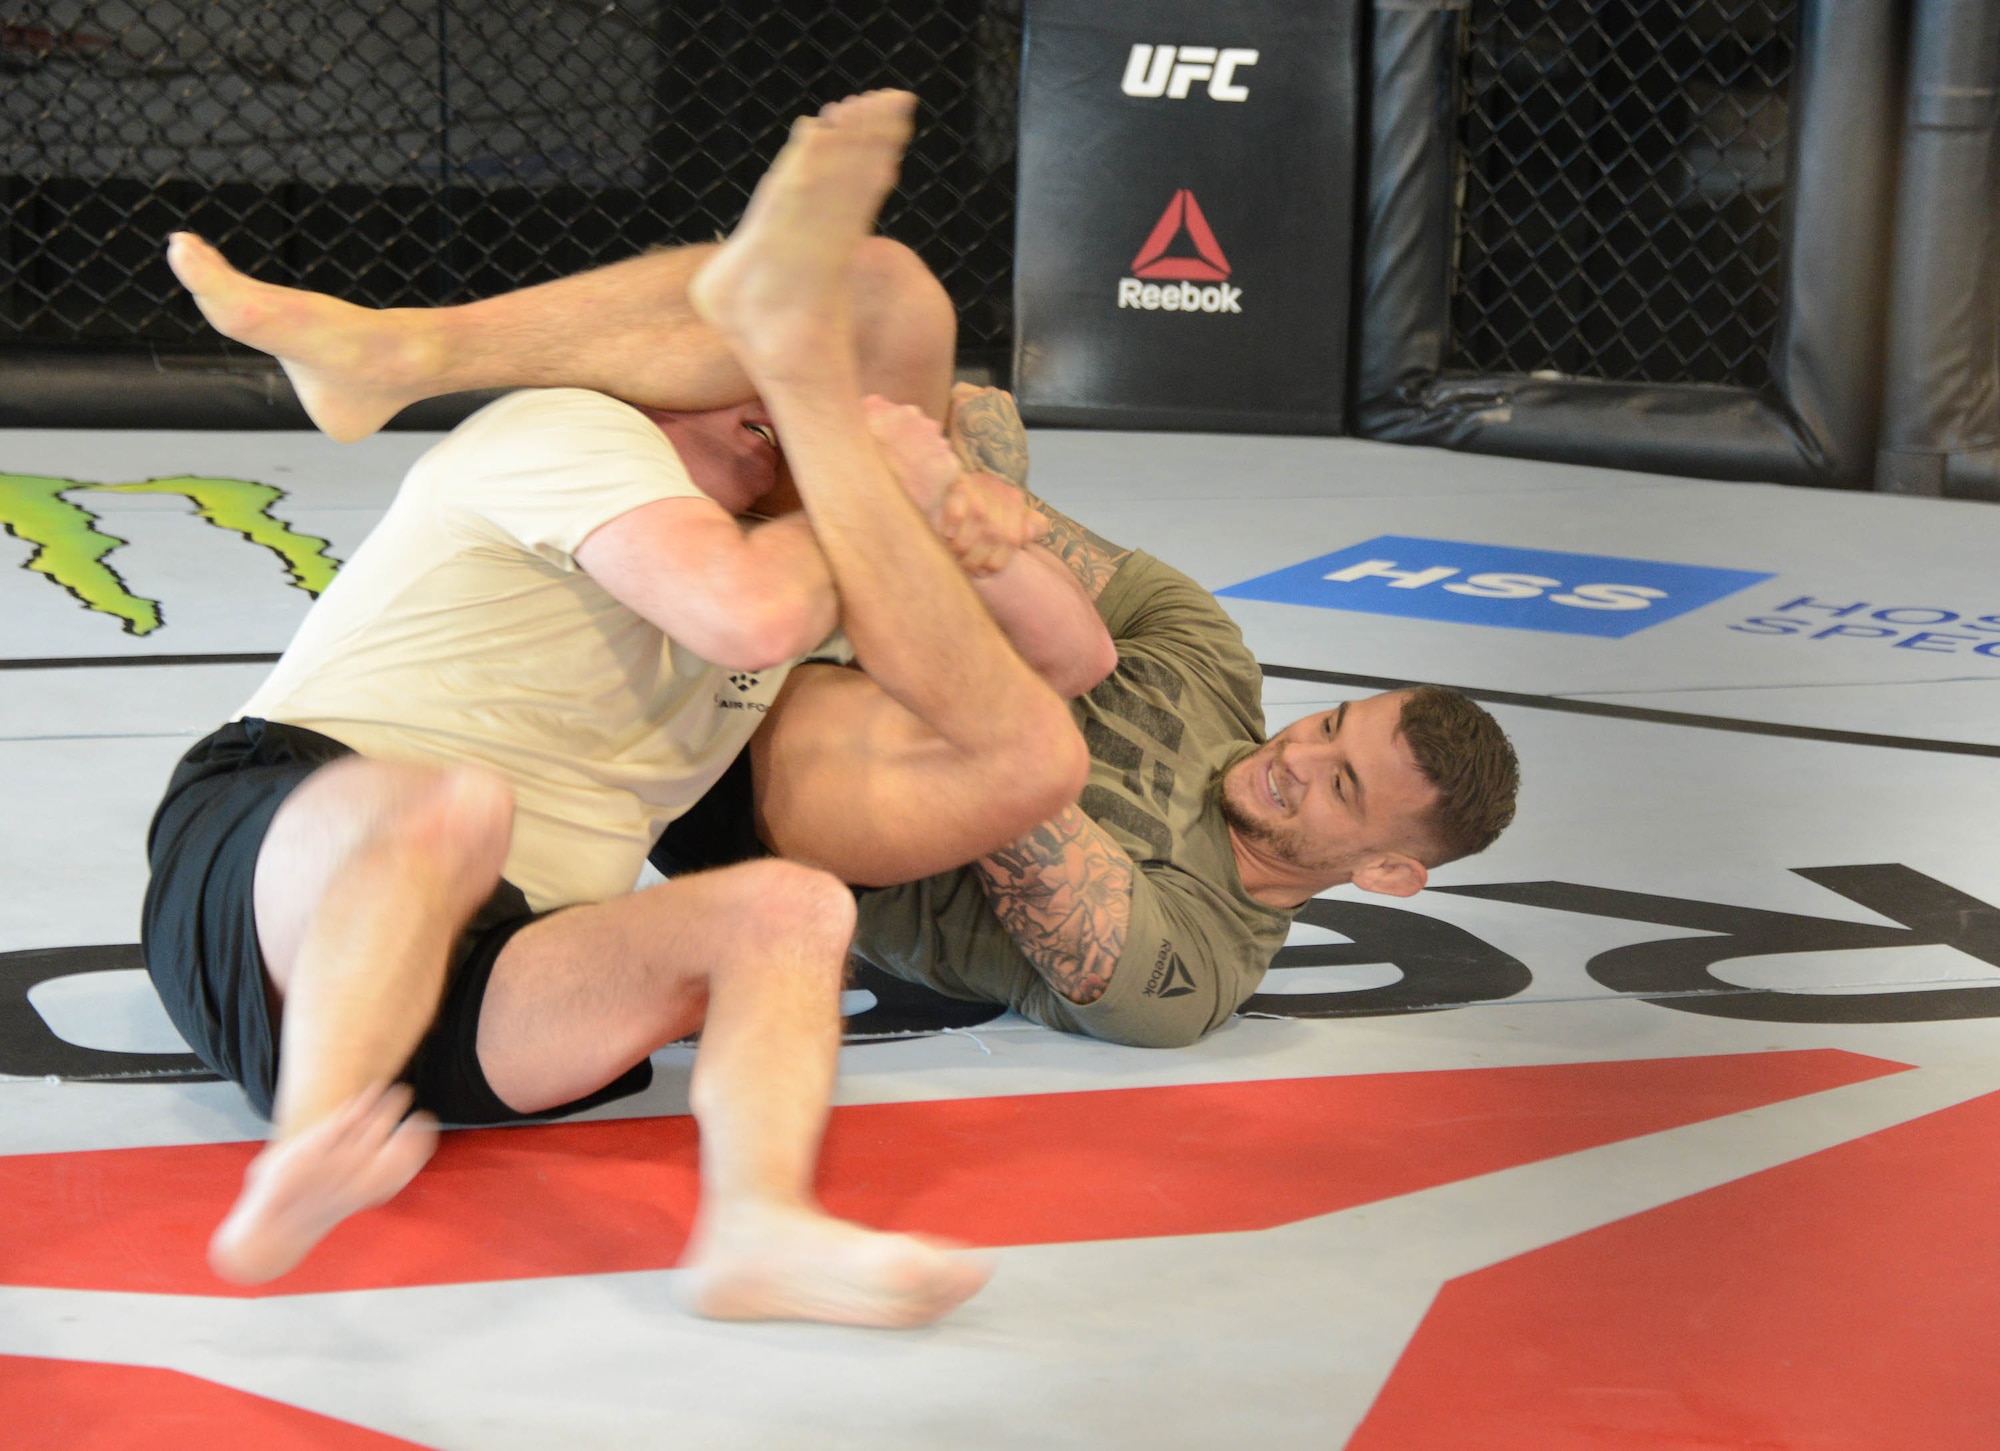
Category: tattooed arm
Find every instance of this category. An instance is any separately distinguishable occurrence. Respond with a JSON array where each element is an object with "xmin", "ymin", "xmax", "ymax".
[
  {"xmin": 948, "ymin": 383, "xmax": 1133, "ymax": 603},
  {"xmin": 972, "ymin": 804, "xmax": 1135, "ymax": 1004}
]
